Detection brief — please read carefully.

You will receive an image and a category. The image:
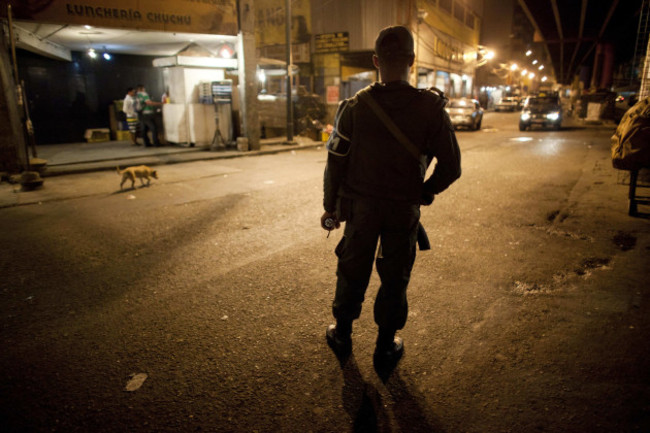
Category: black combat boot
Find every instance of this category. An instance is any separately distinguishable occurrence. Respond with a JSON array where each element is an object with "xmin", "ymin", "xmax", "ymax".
[
  {"xmin": 373, "ymin": 328, "xmax": 403, "ymax": 380},
  {"xmin": 326, "ymin": 321, "xmax": 352, "ymax": 358}
]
